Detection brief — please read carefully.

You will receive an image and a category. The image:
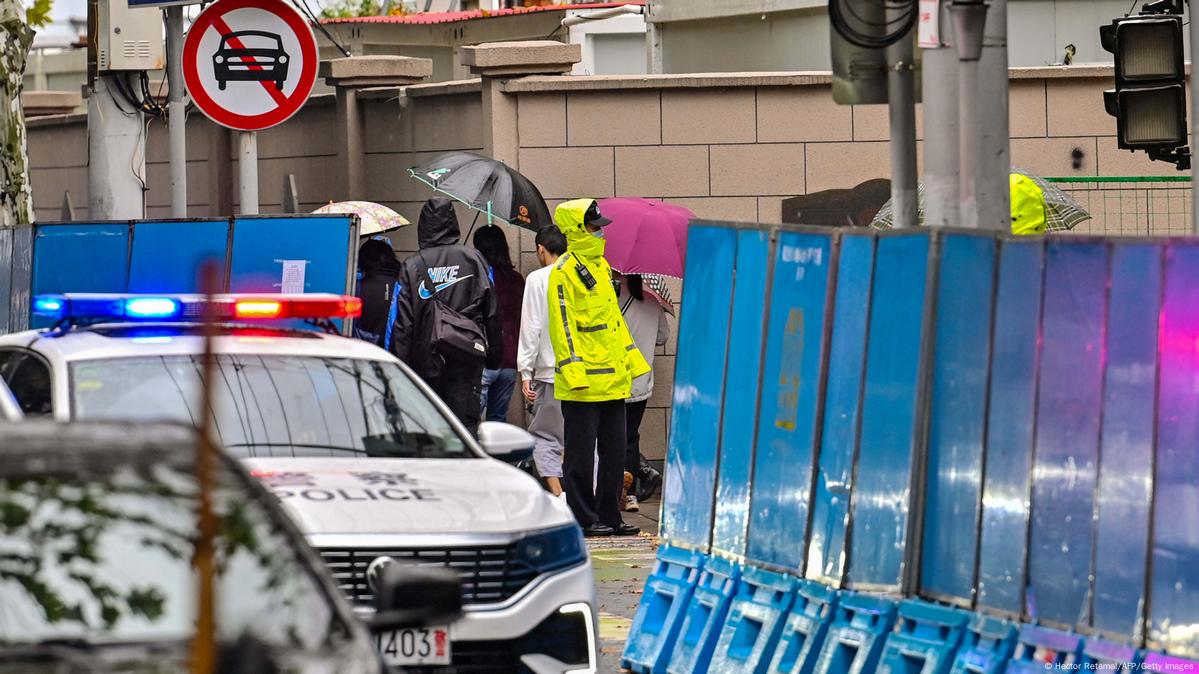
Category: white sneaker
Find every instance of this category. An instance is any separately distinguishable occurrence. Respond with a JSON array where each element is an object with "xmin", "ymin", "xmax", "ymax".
[{"xmin": 625, "ymin": 495, "xmax": 640, "ymax": 512}]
